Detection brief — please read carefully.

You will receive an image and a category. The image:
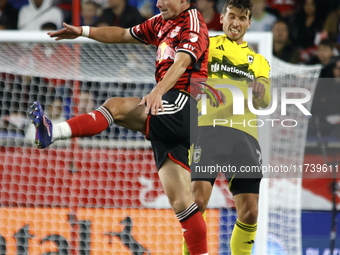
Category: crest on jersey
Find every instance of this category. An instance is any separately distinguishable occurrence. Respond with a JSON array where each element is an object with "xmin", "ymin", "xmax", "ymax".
[
  {"xmin": 256, "ymin": 149, "xmax": 262, "ymax": 165},
  {"xmin": 189, "ymin": 33, "xmax": 198, "ymax": 42},
  {"xmin": 170, "ymin": 26, "xmax": 181, "ymax": 38},
  {"xmin": 156, "ymin": 42, "xmax": 175, "ymax": 62},
  {"xmin": 247, "ymin": 55, "xmax": 254, "ymax": 63},
  {"xmin": 193, "ymin": 147, "xmax": 202, "ymax": 163}
]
